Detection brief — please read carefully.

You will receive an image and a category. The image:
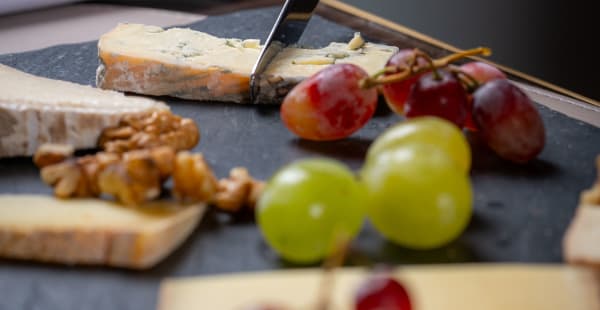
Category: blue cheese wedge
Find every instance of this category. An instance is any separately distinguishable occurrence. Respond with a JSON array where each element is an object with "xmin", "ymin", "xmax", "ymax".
[
  {"xmin": 0, "ymin": 64, "xmax": 167, "ymax": 158},
  {"xmin": 96, "ymin": 24, "xmax": 398, "ymax": 104}
]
